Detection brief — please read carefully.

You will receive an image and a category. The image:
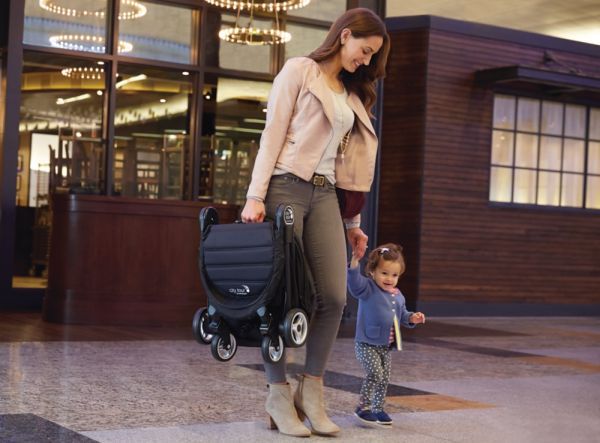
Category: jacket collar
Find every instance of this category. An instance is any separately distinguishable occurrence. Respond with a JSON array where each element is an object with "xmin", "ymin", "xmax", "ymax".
[{"xmin": 307, "ymin": 70, "xmax": 376, "ymax": 136}]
